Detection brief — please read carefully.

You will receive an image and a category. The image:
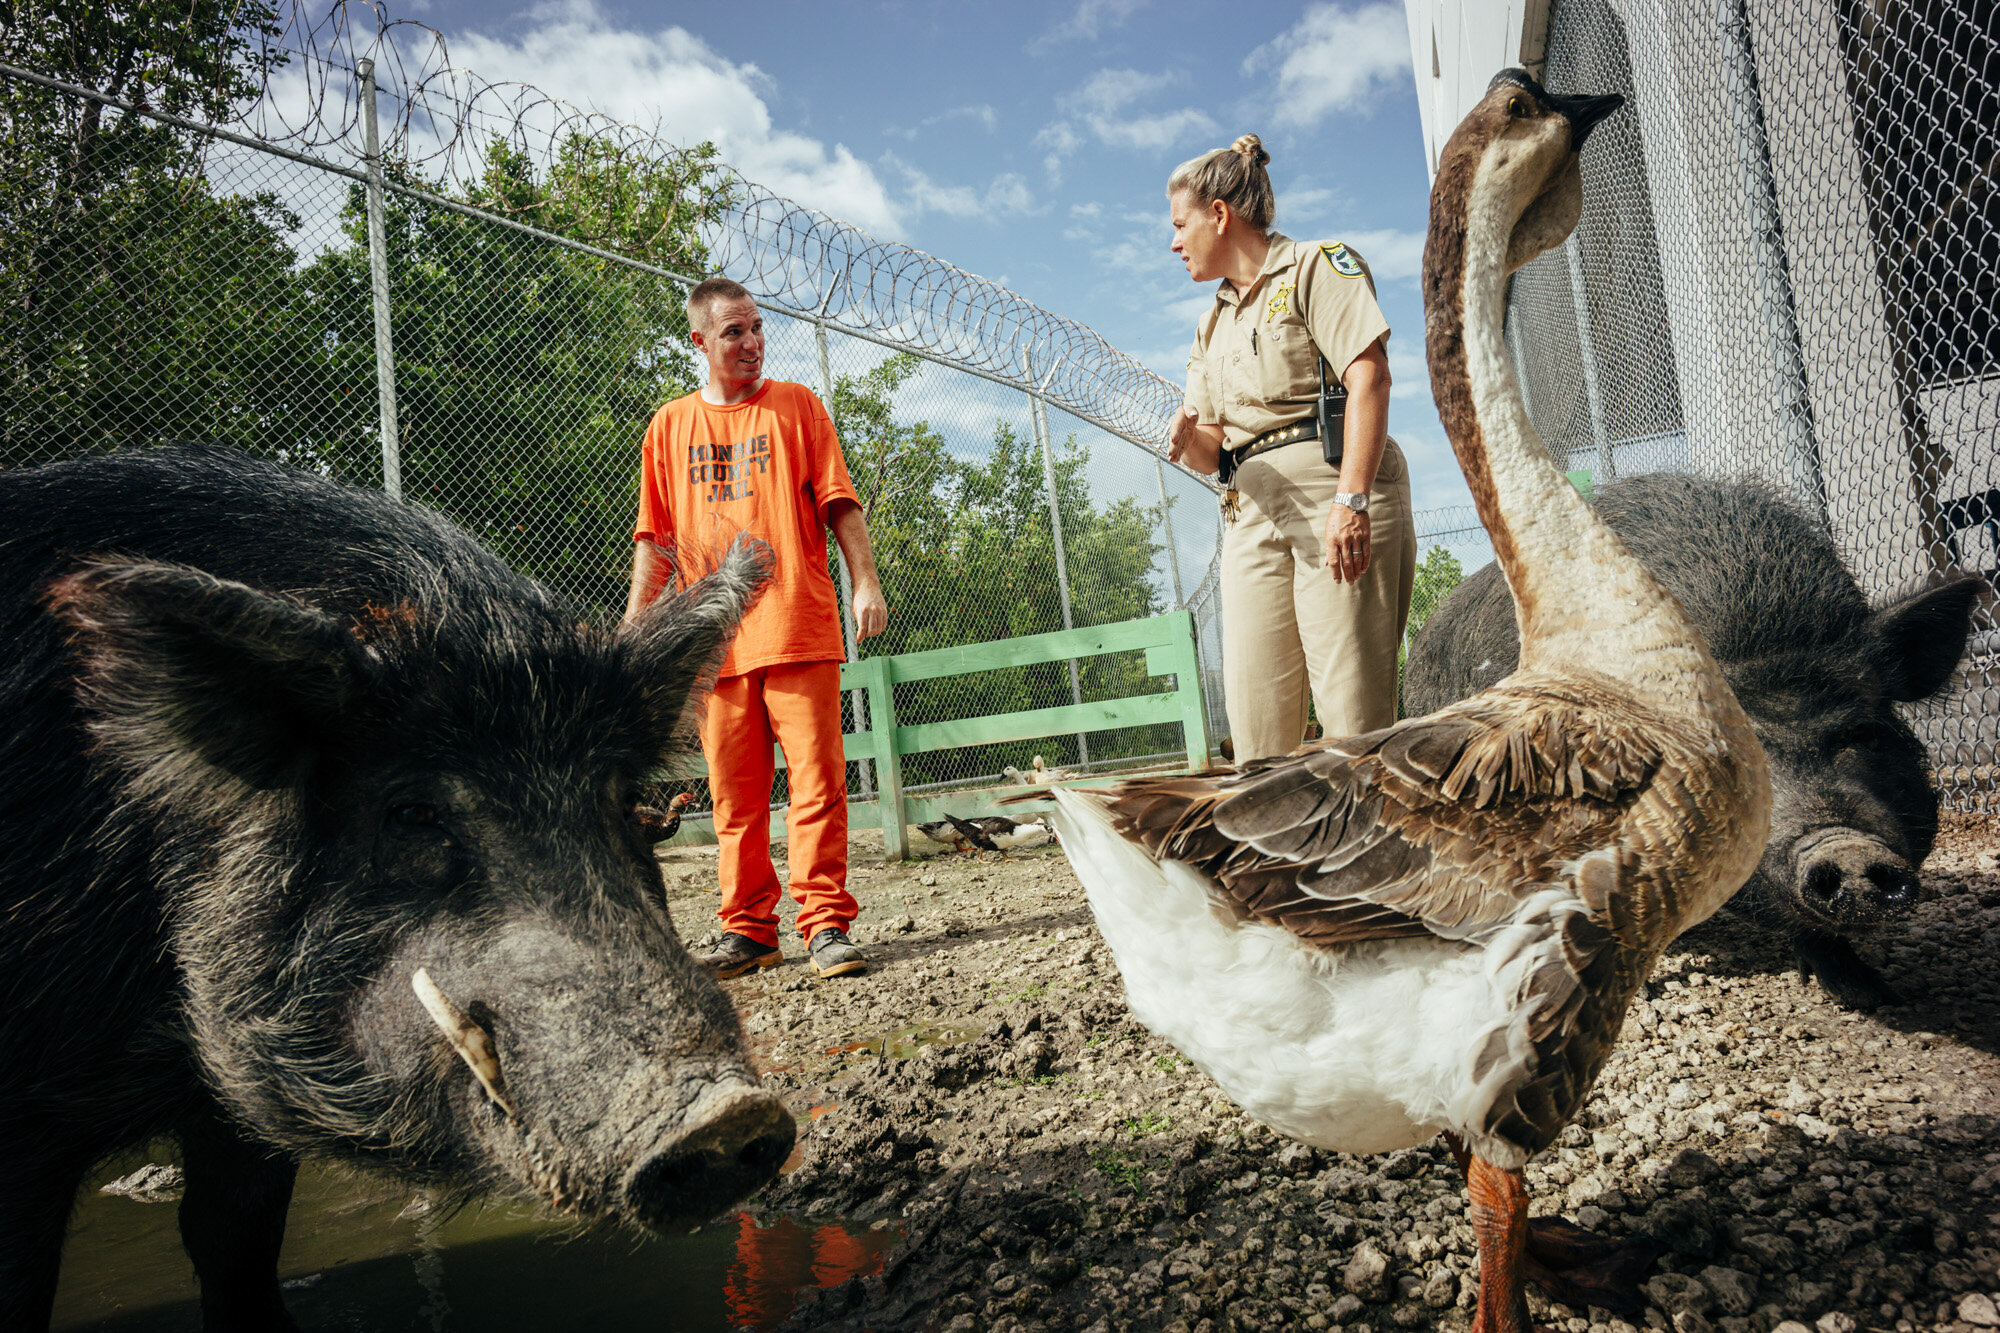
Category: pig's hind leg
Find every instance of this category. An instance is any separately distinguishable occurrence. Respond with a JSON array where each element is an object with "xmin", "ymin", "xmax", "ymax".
[
  {"xmin": 0, "ymin": 1150, "xmax": 92, "ymax": 1333},
  {"xmin": 1793, "ymin": 929, "xmax": 1901, "ymax": 1010},
  {"xmin": 177, "ymin": 1114, "xmax": 300, "ymax": 1332}
]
